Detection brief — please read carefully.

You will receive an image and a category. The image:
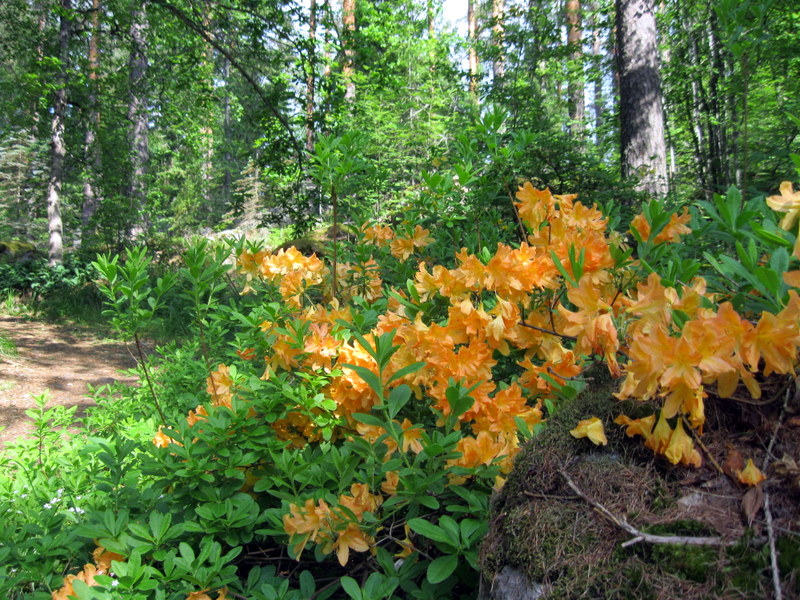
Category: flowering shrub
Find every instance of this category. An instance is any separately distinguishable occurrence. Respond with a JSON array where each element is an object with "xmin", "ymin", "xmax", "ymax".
[{"xmin": 2, "ymin": 180, "xmax": 798, "ymax": 599}]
